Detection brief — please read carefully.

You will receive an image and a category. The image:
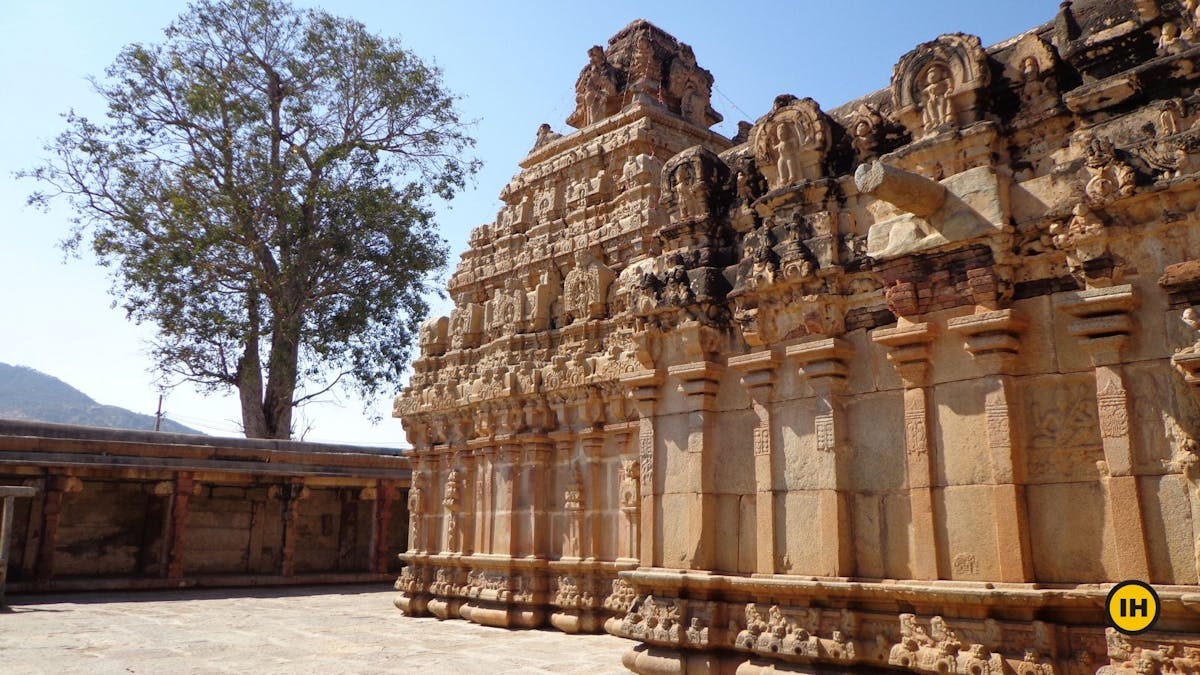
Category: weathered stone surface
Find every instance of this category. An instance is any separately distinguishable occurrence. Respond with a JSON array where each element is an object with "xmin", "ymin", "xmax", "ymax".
[{"xmin": 396, "ymin": 5, "xmax": 1200, "ymax": 673}]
